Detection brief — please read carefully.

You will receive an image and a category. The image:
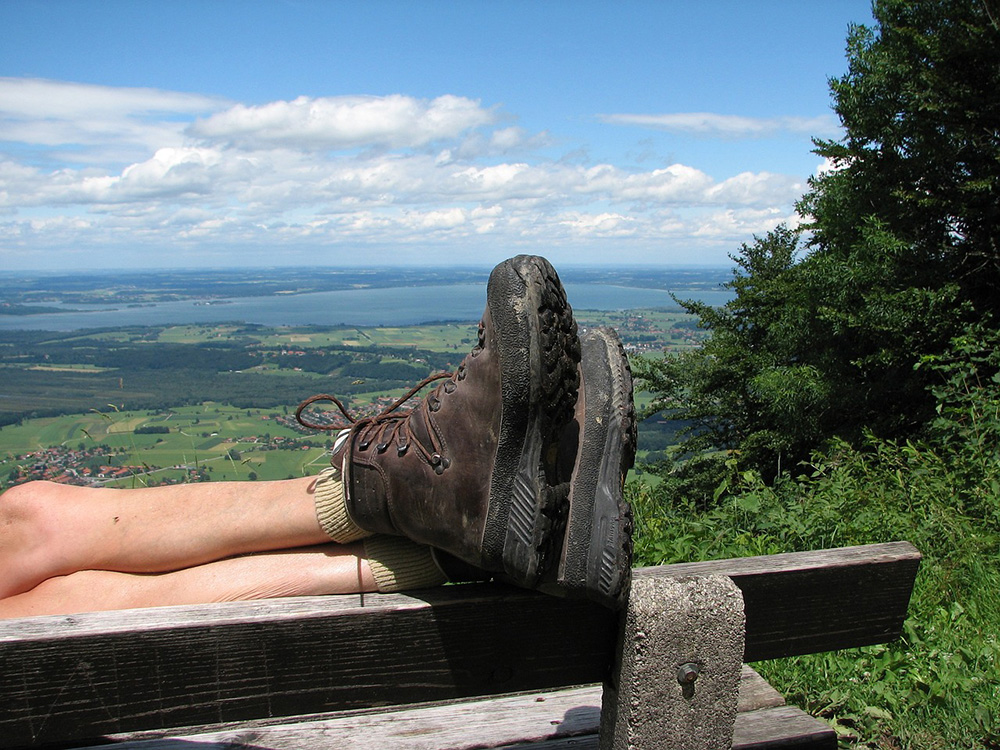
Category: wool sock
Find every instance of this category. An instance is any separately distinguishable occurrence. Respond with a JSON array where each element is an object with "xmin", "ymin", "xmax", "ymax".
[
  {"xmin": 312, "ymin": 465, "xmax": 371, "ymax": 543},
  {"xmin": 363, "ymin": 536, "xmax": 449, "ymax": 593}
]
